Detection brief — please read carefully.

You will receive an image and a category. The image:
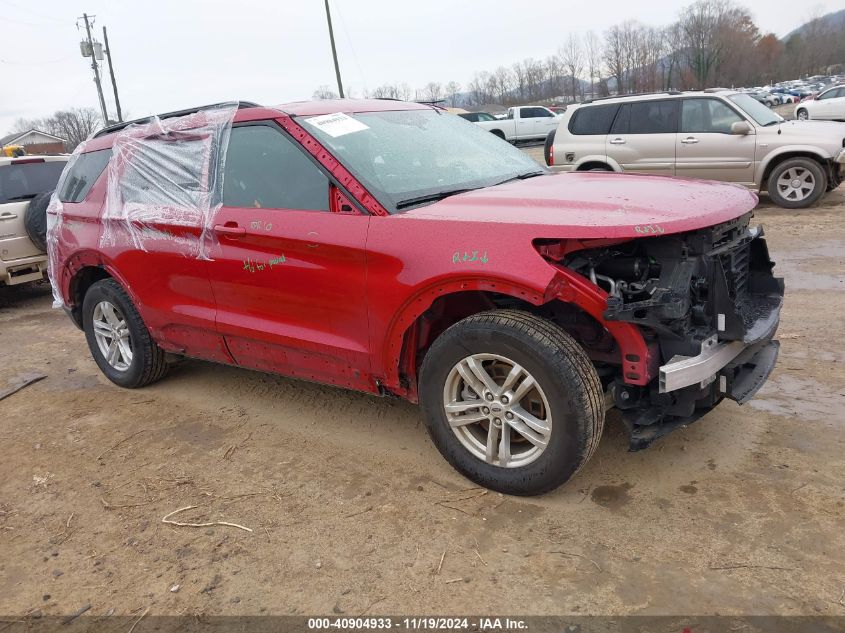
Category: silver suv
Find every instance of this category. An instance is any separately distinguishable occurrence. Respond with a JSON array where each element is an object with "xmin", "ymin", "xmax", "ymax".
[
  {"xmin": 546, "ymin": 91, "xmax": 845, "ymax": 208},
  {"xmin": 0, "ymin": 155, "xmax": 68, "ymax": 286}
]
